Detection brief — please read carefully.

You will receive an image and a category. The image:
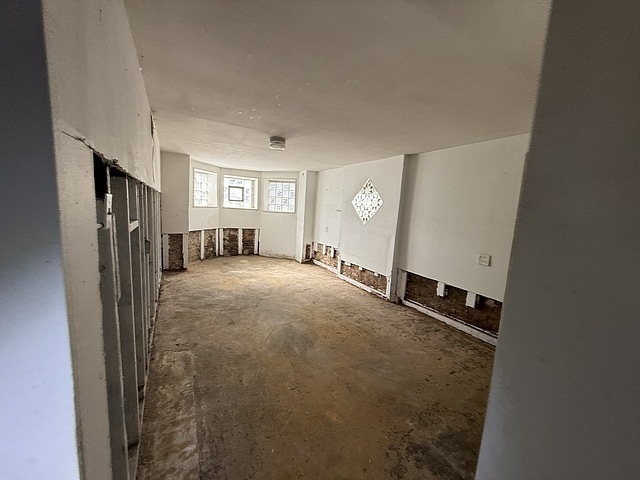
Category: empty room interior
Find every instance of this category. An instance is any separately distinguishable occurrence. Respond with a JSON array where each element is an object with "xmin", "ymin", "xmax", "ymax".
[{"xmin": 1, "ymin": 1, "xmax": 639, "ymax": 479}]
